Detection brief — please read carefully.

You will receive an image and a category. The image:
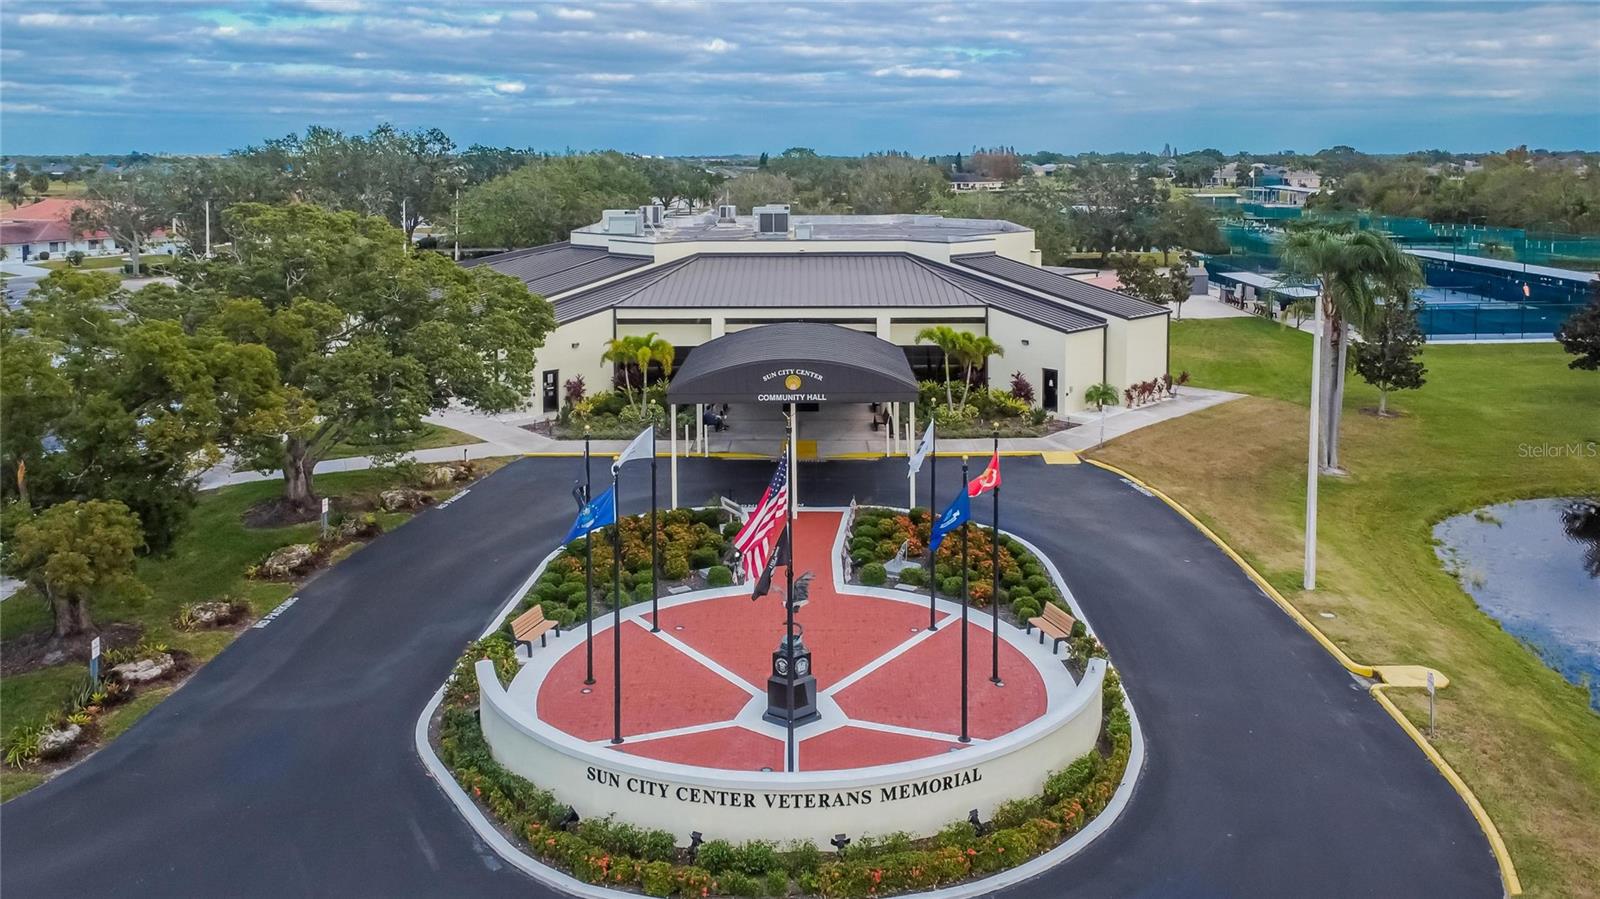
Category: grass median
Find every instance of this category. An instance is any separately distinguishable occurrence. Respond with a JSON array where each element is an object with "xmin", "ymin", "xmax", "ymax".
[{"xmin": 1094, "ymin": 316, "xmax": 1599, "ymax": 897}]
